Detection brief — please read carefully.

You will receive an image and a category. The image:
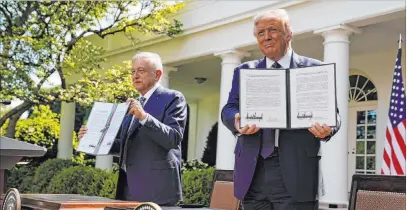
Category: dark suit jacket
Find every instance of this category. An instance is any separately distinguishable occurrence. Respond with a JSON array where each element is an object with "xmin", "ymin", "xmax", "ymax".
[
  {"xmin": 112, "ymin": 86, "xmax": 187, "ymax": 205},
  {"xmin": 221, "ymin": 52, "xmax": 341, "ymax": 202}
]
